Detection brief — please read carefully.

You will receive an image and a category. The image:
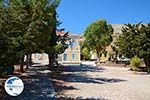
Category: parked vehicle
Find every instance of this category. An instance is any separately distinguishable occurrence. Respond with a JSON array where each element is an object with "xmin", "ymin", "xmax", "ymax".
[{"xmin": 117, "ymin": 57, "xmax": 130, "ymax": 64}]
